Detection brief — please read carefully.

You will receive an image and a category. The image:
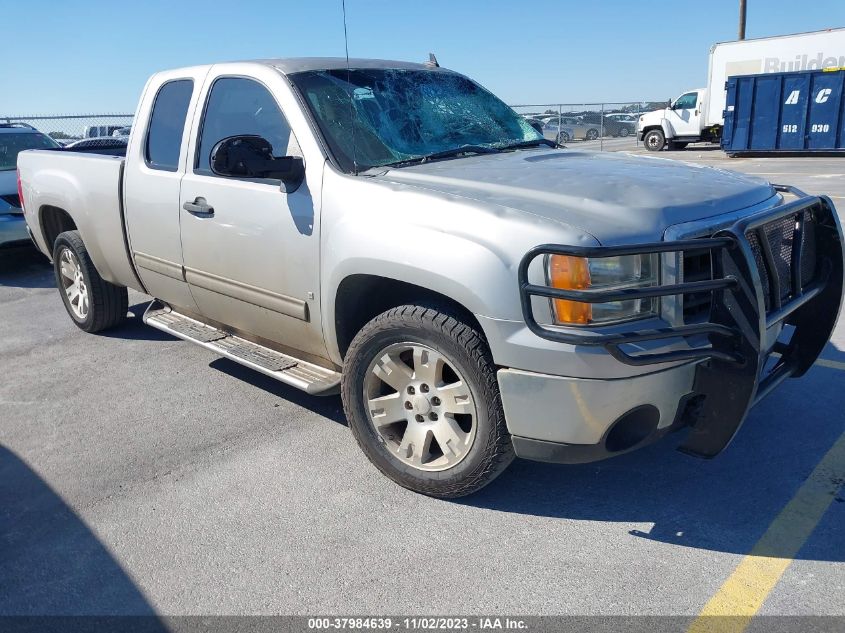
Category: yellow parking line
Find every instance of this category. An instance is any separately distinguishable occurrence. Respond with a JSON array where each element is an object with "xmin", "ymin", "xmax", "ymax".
[
  {"xmin": 815, "ymin": 358, "xmax": 845, "ymax": 371},
  {"xmin": 686, "ymin": 432, "xmax": 845, "ymax": 633}
]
